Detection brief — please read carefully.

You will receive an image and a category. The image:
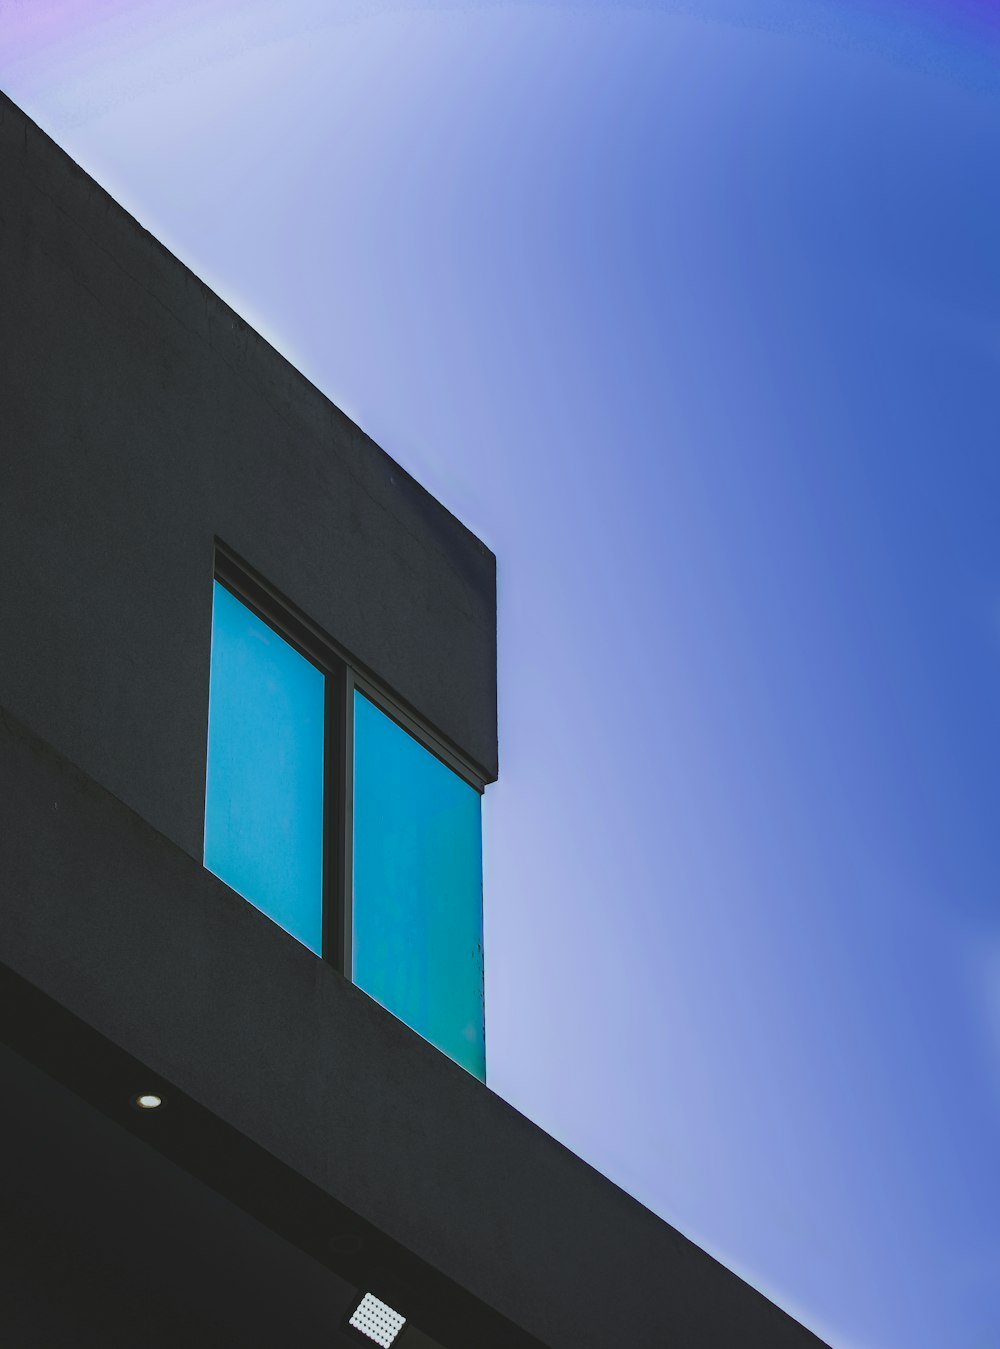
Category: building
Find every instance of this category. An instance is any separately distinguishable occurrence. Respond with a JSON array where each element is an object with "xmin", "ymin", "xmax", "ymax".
[{"xmin": 0, "ymin": 91, "xmax": 828, "ymax": 1348}]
